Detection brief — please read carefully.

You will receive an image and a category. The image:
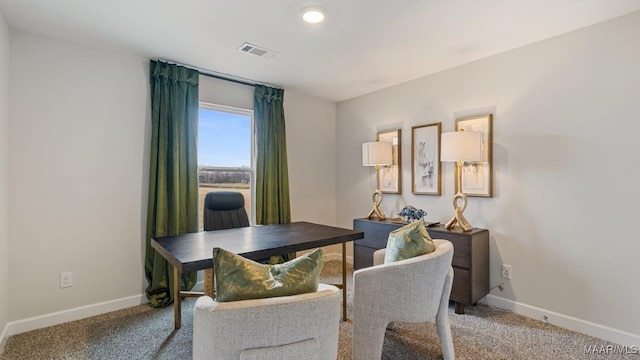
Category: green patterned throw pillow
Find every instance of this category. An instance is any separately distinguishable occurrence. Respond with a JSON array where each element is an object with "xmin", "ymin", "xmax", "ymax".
[
  {"xmin": 384, "ymin": 220, "xmax": 436, "ymax": 263},
  {"xmin": 213, "ymin": 247, "xmax": 324, "ymax": 302}
]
